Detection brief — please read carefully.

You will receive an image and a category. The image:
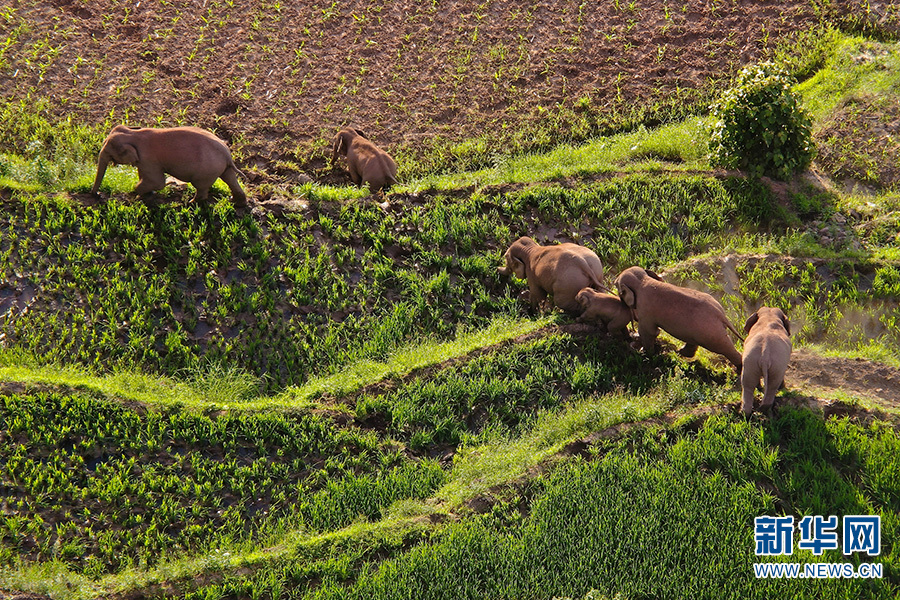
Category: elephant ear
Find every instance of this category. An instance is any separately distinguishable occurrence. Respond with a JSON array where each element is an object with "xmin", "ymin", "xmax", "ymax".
[
  {"xmin": 743, "ymin": 311, "xmax": 760, "ymax": 335},
  {"xmin": 619, "ymin": 284, "xmax": 636, "ymax": 309},
  {"xmin": 575, "ymin": 288, "xmax": 589, "ymax": 308},
  {"xmin": 109, "ymin": 138, "xmax": 138, "ymax": 165},
  {"xmin": 780, "ymin": 311, "xmax": 791, "ymax": 336},
  {"xmin": 645, "ymin": 269, "xmax": 662, "ymax": 281},
  {"xmin": 354, "ymin": 128, "xmax": 368, "ymax": 139},
  {"xmin": 510, "ymin": 255, "xmax": 526, "ymax": 279}
]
